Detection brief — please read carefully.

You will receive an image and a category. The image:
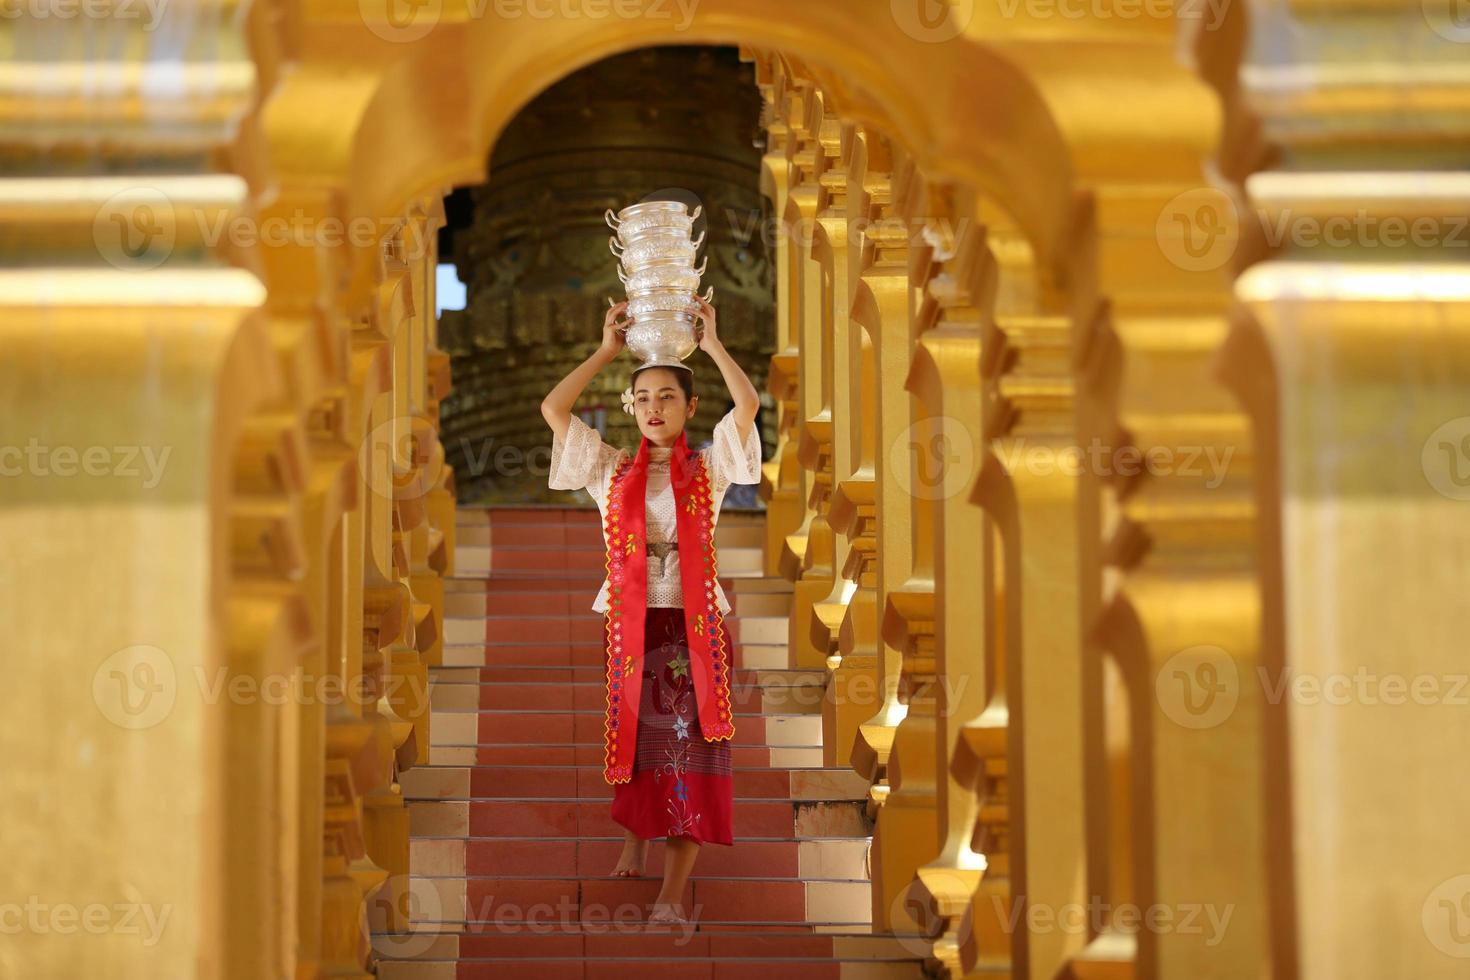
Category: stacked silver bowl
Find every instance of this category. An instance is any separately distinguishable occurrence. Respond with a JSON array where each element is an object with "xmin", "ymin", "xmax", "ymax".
[{"xmin": 606, "ymin": 200, "xmax": 713, "ymax": 369}]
